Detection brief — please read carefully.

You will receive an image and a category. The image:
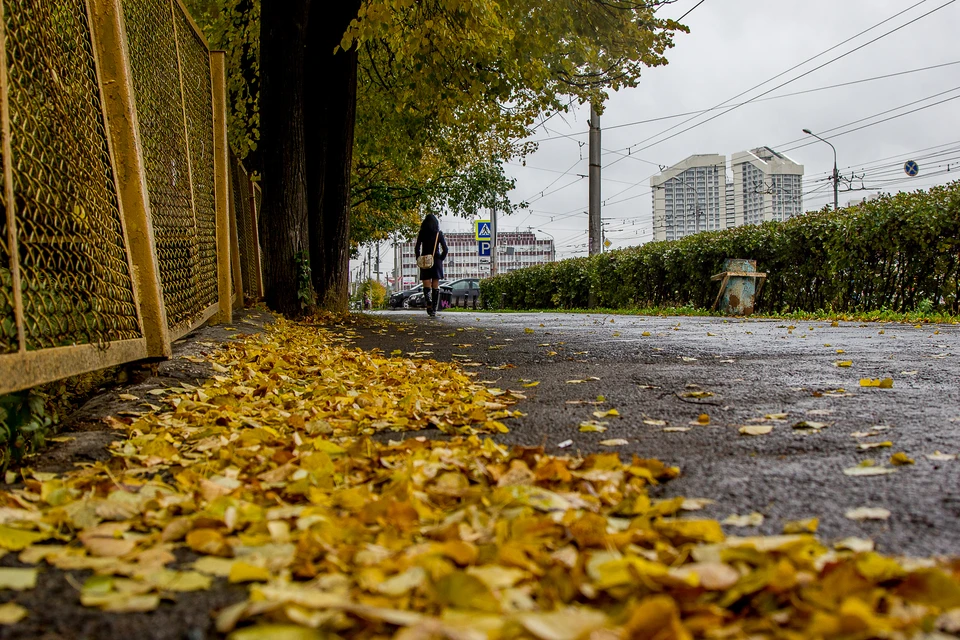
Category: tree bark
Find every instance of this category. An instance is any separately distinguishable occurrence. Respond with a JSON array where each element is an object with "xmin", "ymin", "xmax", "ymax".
[
  {"xmin": 259, "ymin": 0, "xmax": 311, "ymax": 315},
  {"xmin": 306, "ymin": 0, "xmax": 360, "ymax": 313}
]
